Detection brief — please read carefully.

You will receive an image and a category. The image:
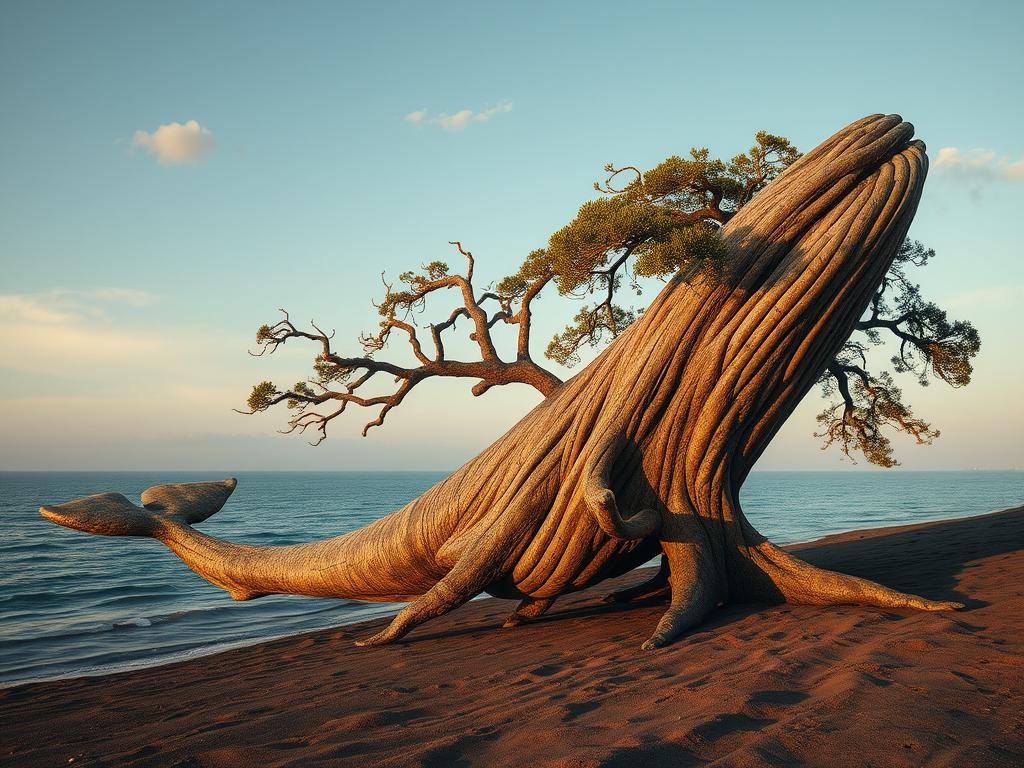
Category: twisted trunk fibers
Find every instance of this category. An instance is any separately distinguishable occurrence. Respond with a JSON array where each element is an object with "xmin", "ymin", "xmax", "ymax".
[{"xmin": 41, "ymin": 115, "xmax": 962, "ymax": 650}]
